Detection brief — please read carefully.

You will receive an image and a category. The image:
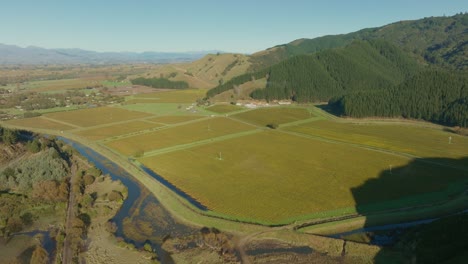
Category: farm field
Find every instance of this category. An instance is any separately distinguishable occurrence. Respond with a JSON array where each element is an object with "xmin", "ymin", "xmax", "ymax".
[
  {"xmin": 285, "ymin": 120, "xmax": 468, "ymax": 165},
  {"xmin": 45, "ymin": 107, "xmax": 151, "ymax": 127},
  {"xmin": 106, "ymin": 117, "xmax": 255, "ymax": 156},
  {"xmin": 74, "ymin": 120, "xmax": 163, "ymax": 141},
  {"xmin": 232, "ymin": 107, "xmax": 314, "ymax": 126},
  {"xmin": 119, "ymin": 102, "xmax": 212, "ymax": 116},
  {"xmin": 6, "ymin": 116, "xmax": 76, "ymax": 130},
  {"xmin": 139, "ymin": 130, "xmax": 466, "ymax": 224},
  {"xmin": 16, "ymin": 78, "xmax": 104, "ymax": 93},
  {"xmin": 132, "ymin": 89, "xmax": 207, "ymax": 103},
  {"xmin": 147, "ymin": 115, "xmax": 205, "ymax": 125},
  {"xmin": 207, "ymin": 104, "xmax": 243, "ymax": 114}
]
